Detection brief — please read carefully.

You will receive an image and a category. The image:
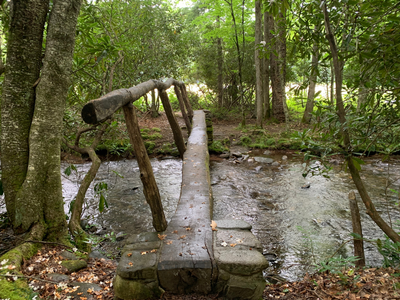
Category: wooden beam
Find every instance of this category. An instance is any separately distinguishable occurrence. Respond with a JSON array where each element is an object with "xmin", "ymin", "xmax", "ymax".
[
  {"xmin": 123, "ymin": 103, "xmax": 167, "ymax": 232},
  {"xmin": 180, "ymin": 84, "xmax": 193, "ymax": 122},
  {"xmin": 81, "ymin": 78, "xmax": 186, "ymax": 124},
  {"xmin": 174, "ymin": 85, "xmax": 192, "ymax": 134},
  {"xmin": 158, "ymin": 89, "xmax": 186, "ymax": 158}
]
